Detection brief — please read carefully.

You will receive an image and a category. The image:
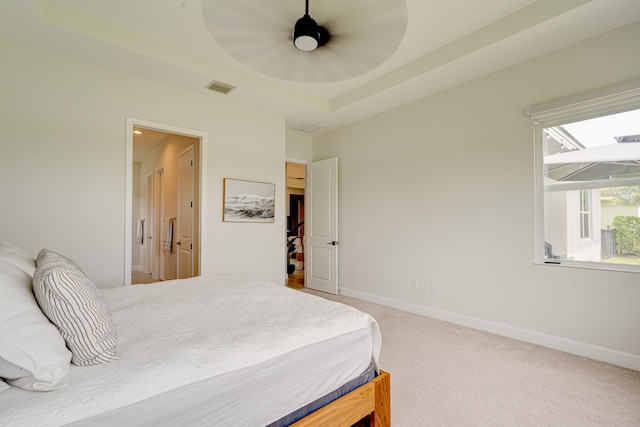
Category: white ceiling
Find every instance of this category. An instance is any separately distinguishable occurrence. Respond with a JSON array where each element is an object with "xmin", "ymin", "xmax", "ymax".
[{"xmin": 2, "ymin": 0, "xmax": 640, "ymax": 135}]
